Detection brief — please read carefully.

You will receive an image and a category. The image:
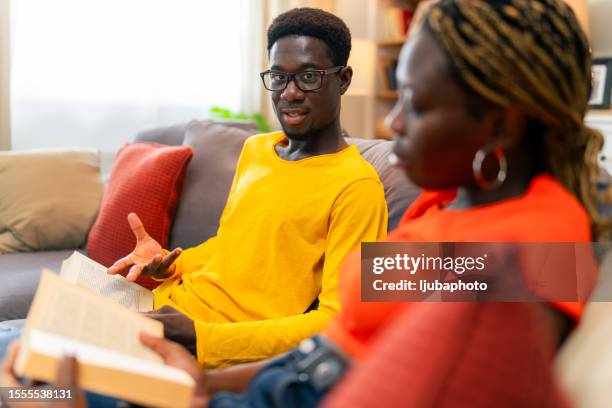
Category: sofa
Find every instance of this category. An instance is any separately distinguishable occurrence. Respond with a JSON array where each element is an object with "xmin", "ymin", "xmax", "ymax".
[{"xmin": 0, "ymin": 119, "xmax": 420, "ymax": 322}]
